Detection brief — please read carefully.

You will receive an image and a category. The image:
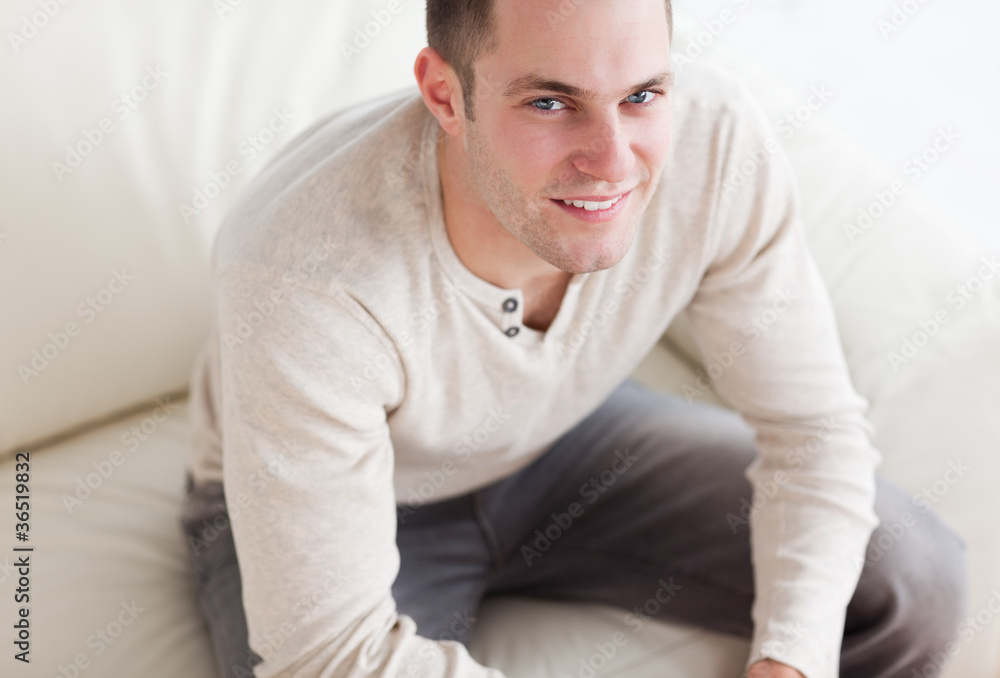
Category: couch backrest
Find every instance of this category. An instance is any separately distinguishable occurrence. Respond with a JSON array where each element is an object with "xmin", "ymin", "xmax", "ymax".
[{"xmin": 0, "ymin": 0, "xmax": 430, "ymax": 454}]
